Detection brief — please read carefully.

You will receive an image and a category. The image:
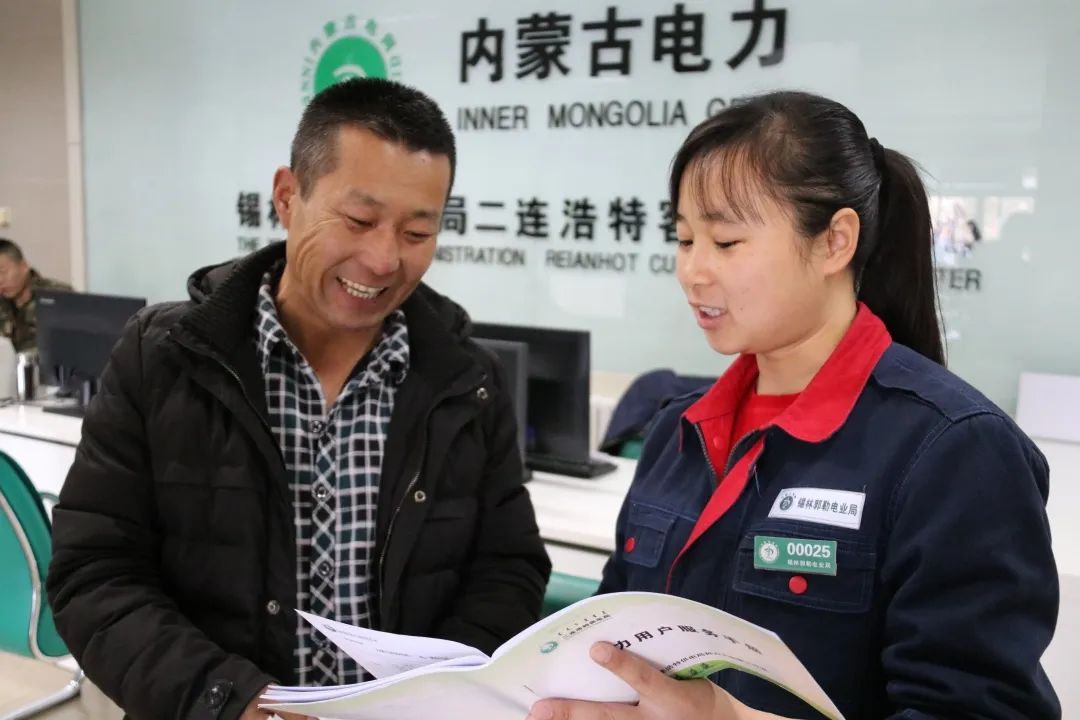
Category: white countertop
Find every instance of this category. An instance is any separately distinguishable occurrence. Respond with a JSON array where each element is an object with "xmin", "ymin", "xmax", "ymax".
[
  {"xmin": 0, "ymin": 401, "xmax": 633, "ymax": 553},
  {"xmin": 0, "ymin": 402, "xmax": 82, "ymax": 447},
  {"xmin": 526, "ymin": 456, "xmax": 636, "ymax": 553},
  {"xmin": 0, "ymin": 401, "xmax": 1072, "ymax": 573},
  {"xmin": 1039, "ymin": 437, "xmax": 1080, "ymax": 576}
]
